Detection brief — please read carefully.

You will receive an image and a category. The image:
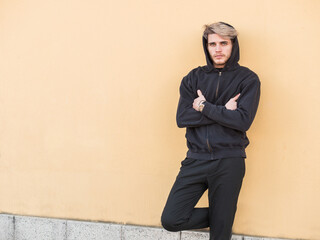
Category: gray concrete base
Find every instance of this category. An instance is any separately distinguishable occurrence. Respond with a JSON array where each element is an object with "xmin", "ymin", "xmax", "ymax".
[{"xmin": 0, "ymin": 214, "xmax": 291, "ymax": 240}]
